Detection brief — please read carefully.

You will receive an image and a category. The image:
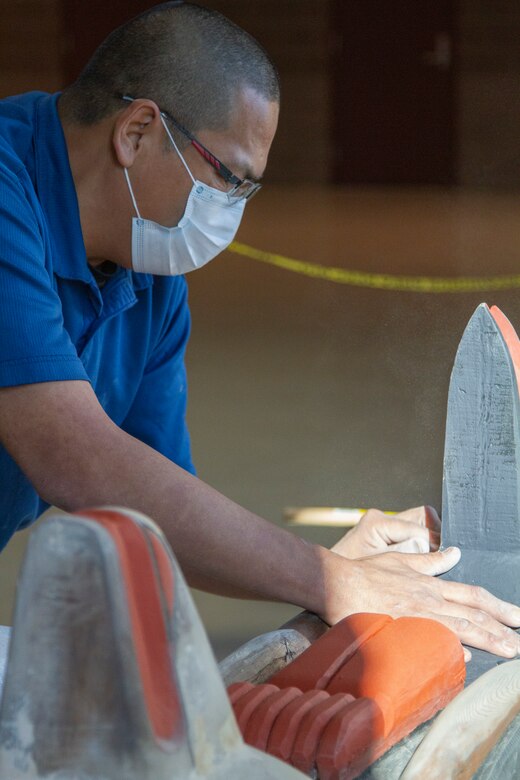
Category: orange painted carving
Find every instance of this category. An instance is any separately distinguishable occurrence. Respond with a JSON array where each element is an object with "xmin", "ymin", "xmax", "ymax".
[
  {"xmin": 316, "ymin": 697, "xmax": 385, "ymax": 780},
  {"xmin": 269, "ymin": 613, "xmax": 391, "ymax": 691},
  {"xmin": 244, "ymin": 687, "xmax": 302, "ymax": 750},
  {"xmin": 241, "ymin": 613, "xmax": 465, "ymax": 777},
  {"xmin": 325, "ymin": 616, "xmax": 465, "ymax": 738},
  {"xmin": 266, "ymin": 689, "xmax": 330, "ymax": 762},
  {"xmin": 227, "ymin": 681, "xmax": 256, "ymax": 705},
  {"xmin": 290, "ymin": 693, "xmax": 355, "ymax": 775},
  {"xmin": 232, "ymin": 684, "xmax": 281, "ymax": 733}
]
